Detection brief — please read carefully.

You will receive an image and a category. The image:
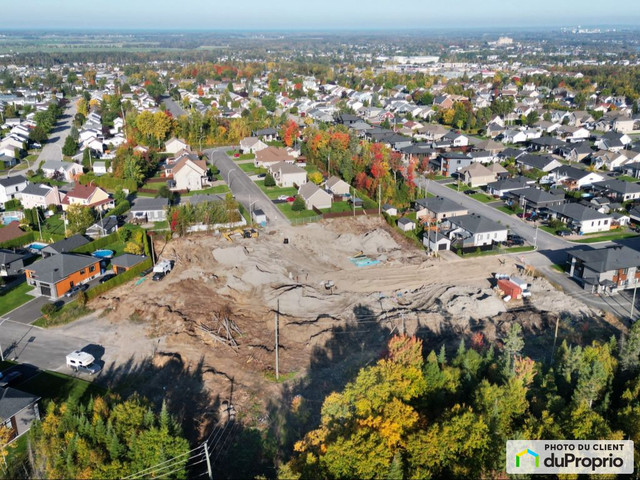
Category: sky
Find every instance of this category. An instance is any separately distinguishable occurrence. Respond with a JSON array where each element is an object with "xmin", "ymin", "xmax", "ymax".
[{"xmin": 2, "ymin": 0, "xmax": 640, "ymax": 30}]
